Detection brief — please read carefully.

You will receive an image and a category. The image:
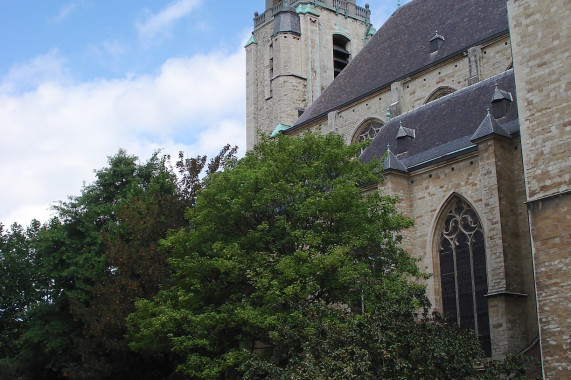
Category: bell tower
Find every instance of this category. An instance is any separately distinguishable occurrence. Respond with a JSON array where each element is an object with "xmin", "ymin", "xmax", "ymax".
[{"xmin": 245, "ymin": 0, "xmax": 374, "ymax": 149}]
